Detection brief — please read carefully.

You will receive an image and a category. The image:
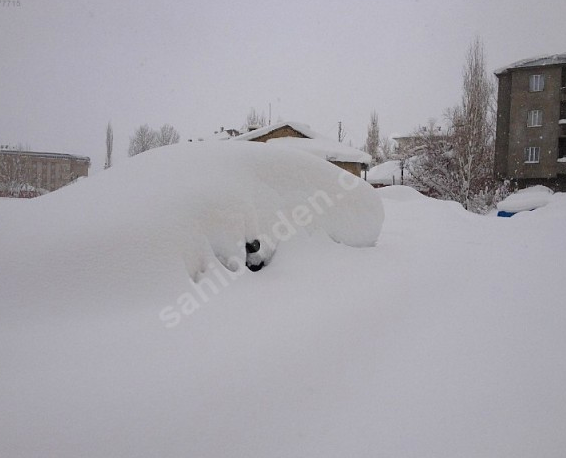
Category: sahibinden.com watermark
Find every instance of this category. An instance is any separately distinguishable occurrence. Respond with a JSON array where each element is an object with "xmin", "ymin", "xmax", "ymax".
[{"xmin": 159, "ymin": 170, "xmax": 361, "ymax": 328}]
